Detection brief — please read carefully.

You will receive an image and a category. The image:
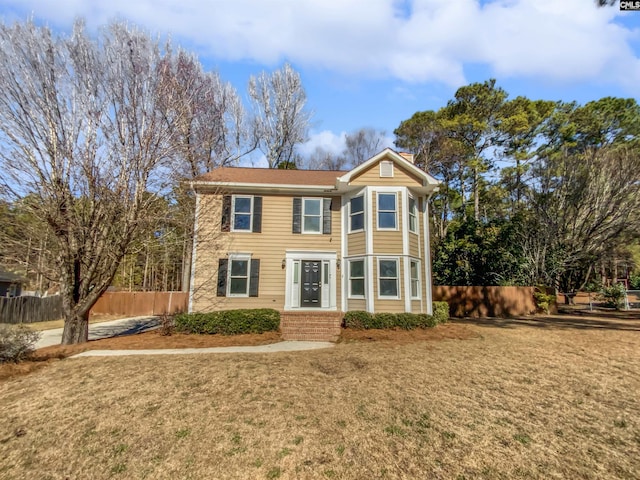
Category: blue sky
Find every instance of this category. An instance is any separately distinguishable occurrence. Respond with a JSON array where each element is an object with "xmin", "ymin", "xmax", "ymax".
[{"xmin": 1, "ymin": 0, "xmax": 639, "ymax": 161}]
